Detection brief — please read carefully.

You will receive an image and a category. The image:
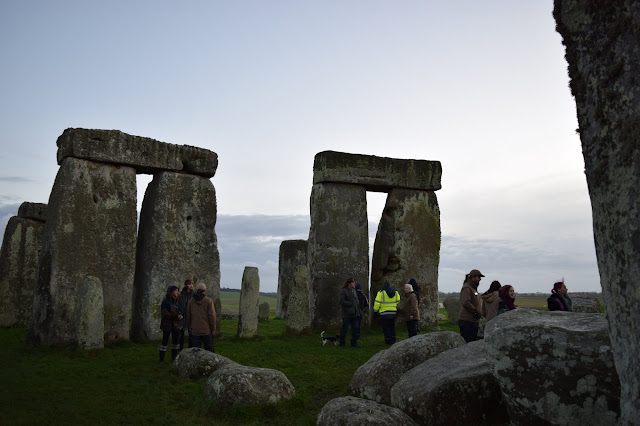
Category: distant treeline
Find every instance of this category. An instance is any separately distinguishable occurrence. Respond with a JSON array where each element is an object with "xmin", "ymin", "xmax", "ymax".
[
  {"xmin": 221, "ymin": 287, "xmax": 277, "ymax": 298},
  {"xmin": 438, "ymin": 291, "xmax": 602, "ymax": 298}
]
